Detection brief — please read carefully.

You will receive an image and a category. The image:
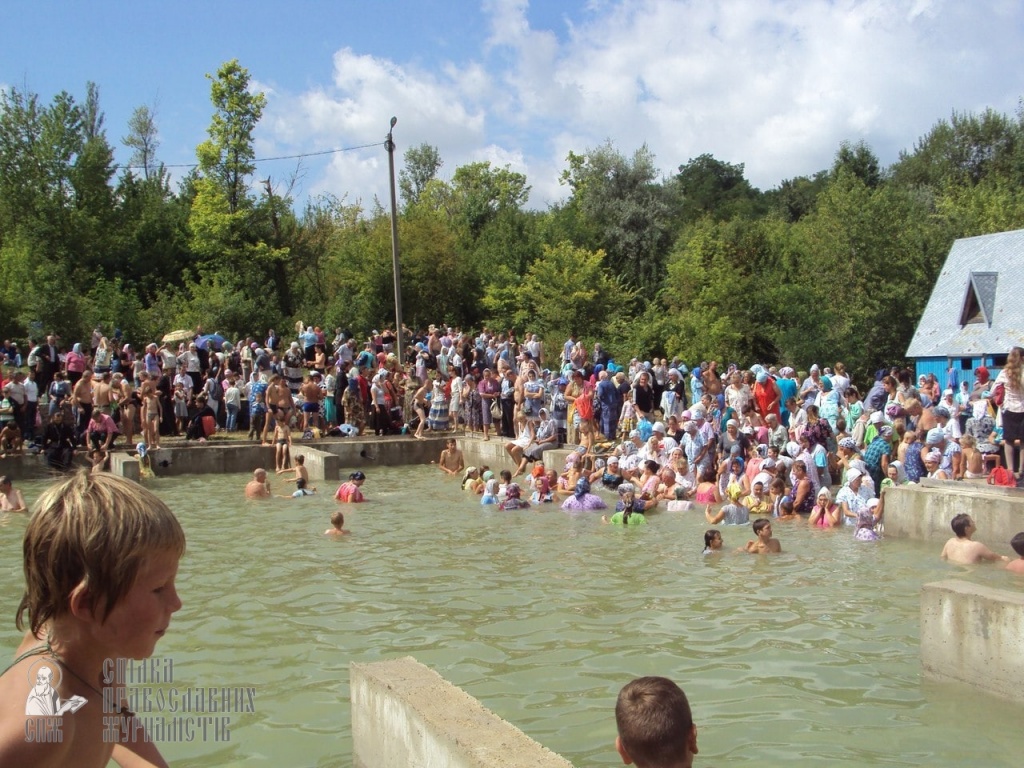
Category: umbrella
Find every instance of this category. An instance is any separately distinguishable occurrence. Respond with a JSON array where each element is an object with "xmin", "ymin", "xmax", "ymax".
[
  {"xmin": 162, "ymin": 329, "xmax": 194, "ymax": 344},
  {"xmin": 195, "ymin": 333, "xmax": 229, "ymax": 351}
]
